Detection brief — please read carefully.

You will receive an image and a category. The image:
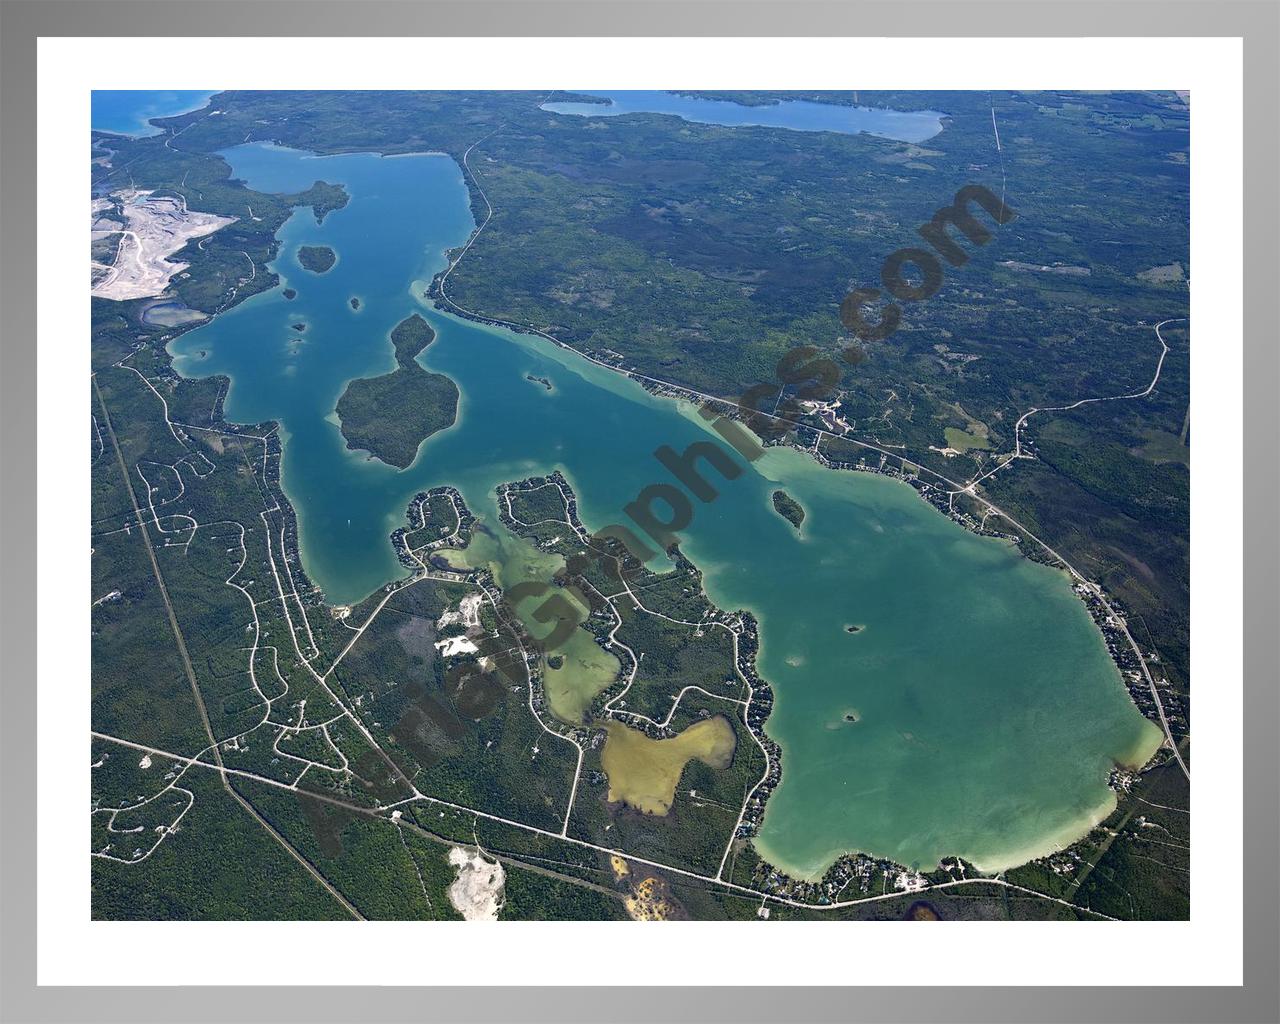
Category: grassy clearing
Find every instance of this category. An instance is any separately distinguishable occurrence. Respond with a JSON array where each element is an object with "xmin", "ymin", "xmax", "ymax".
[
  {"xmin": 944, "ymin": 426, "xmax": 991, "ymax": 452},
  {"xmin": 1132, "ymin": 428, "xmax": 1189, "ymax": 466}
]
